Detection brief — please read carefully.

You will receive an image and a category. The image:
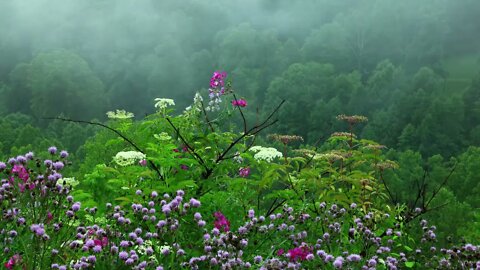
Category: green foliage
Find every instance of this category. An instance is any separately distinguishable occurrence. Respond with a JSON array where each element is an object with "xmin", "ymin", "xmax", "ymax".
[{"xmin": 4, "ymin": 50, "xmax": 107, "ymax": 120}]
